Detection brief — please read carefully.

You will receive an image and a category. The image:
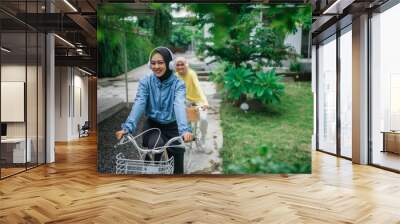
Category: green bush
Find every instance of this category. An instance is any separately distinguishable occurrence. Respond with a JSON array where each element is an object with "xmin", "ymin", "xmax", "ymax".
[
  {"xmin": 250, "ymin": 70, "xmax": 285, "ymax": 105},
  {"xmin": 289, "ymin": 61, "xmax": 301, "ymax": 73},
  {"xmin": 125, "ymin": 34, "xmax": 154, "ymax": 71},
  {"xmin": 225, "ymin": 145, "xmax": 311, "ymax": 174},
  {"xmin": 222, "ymin": 65, "xmax": 285, "ymax": 105},
  {"xmin": 150, "ymin": 3, "xmax": 173, "ymax": 46},
  {"xmin": 223, "ymin": 65, "xmax": 253, "ymax": 101},
  {"xmin": 98, "ymin": 3, "xmax": 172, "ymax": 78},
  {"xmin": 99, "ymin": 35, "xmax": 153, "ymax": 78},
  {"xmin": 170, "ymin": 26, "xmax": 193, "ymax": 50}
]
